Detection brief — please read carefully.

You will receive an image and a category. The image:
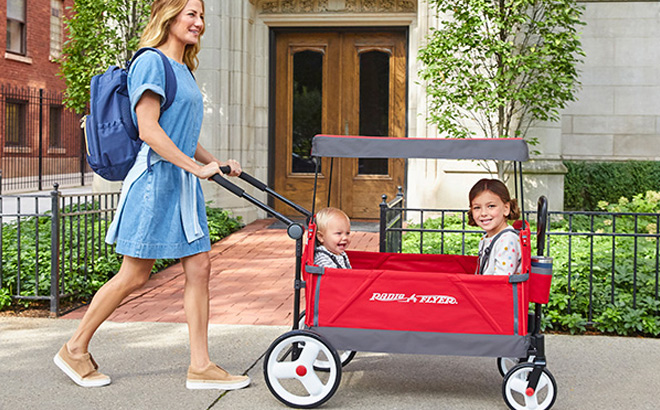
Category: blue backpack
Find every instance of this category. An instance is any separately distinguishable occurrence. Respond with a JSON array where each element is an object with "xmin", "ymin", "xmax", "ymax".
[{"xmin": 84, "ymin": 47, "xmax": 177, "ymax": 181}]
